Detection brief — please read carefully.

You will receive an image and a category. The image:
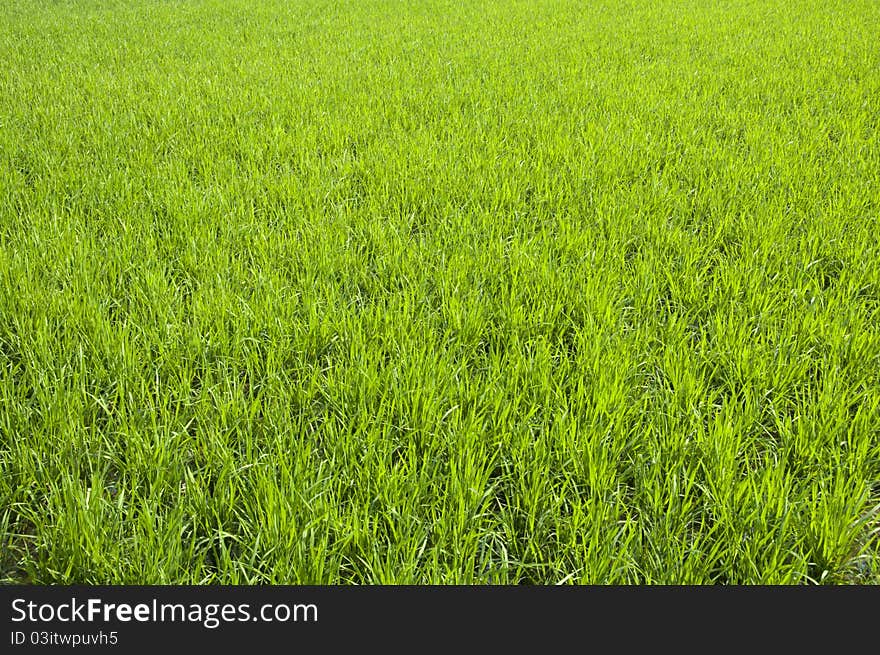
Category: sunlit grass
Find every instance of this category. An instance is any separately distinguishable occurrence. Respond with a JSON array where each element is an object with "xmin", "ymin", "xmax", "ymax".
[{"xmin": 1, "ymin": 0, "xmax": 878, "ymax": 584}]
